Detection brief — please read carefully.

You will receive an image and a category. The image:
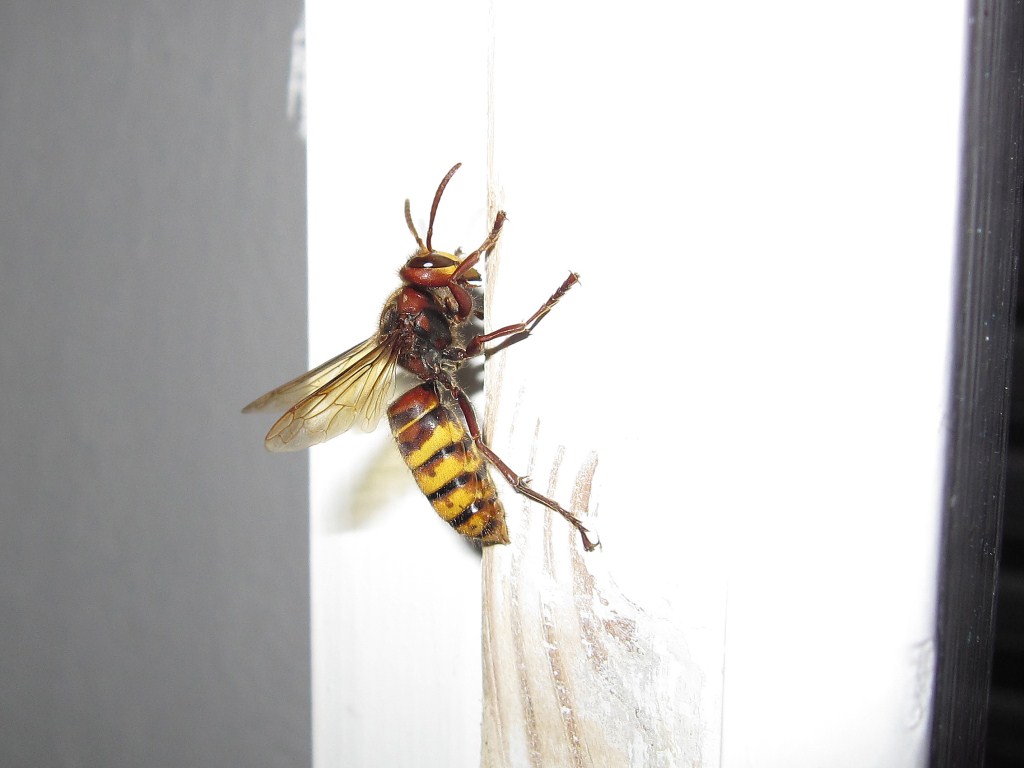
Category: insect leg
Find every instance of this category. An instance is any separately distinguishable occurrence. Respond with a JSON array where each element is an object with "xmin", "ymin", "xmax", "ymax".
[
  {"xmin": 448, "ymin": 382, "xmax": 599, "ymax": 551},
  {"xmin": 451, "ymin": 211, "xmax": 507, "ymax": 283},
  {"xmin": 441, "ymin": 214, "xmax": 509, "ymax": 322},
  {"xmin": 462, "ymin": 272, "xmax": 579, "ymax": 357}
]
